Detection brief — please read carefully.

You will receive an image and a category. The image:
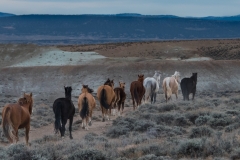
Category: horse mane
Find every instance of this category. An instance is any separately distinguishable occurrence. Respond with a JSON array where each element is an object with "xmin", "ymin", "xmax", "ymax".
[
  {"xmin": 23, "ymin": 93, "xmax": 33, "ymax": 114},
  {"xmin": 82, "ymin": 85, "xmax": 94, "ymax": 93},
  {"xmin": 18, "ymin": 97, "xmax": 27, "ymax": 105},
  {"xmin": 104, "ymin": 78, "xmax": 114, "ymax": 88}
]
